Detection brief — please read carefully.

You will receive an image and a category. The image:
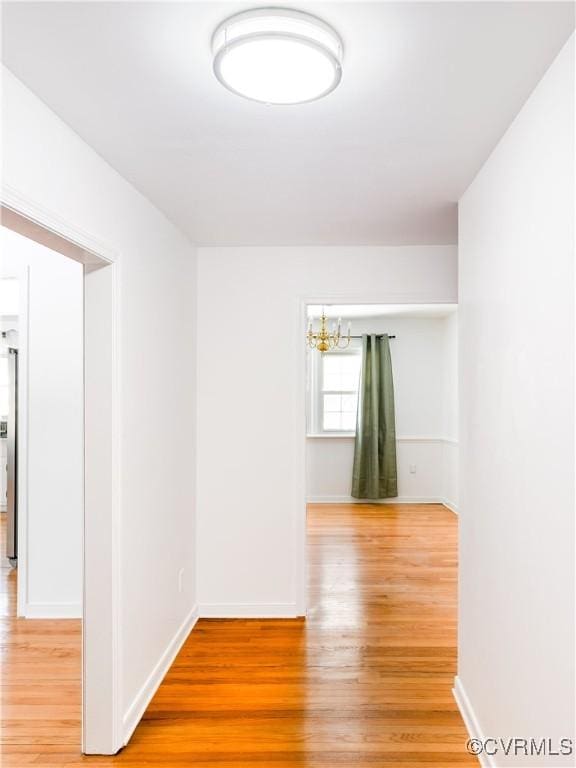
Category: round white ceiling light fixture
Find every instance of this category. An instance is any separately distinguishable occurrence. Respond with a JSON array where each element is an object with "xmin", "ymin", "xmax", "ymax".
[{"xmin": 212, "ymin": 8, "xmax": 343, "ymax": 105}]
